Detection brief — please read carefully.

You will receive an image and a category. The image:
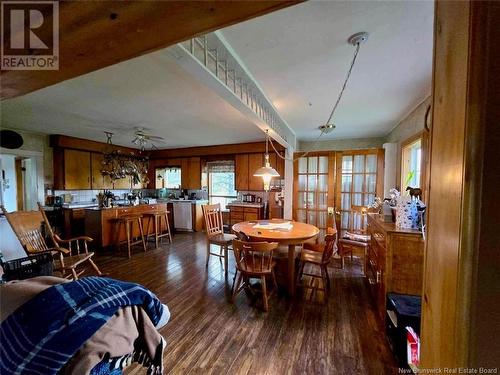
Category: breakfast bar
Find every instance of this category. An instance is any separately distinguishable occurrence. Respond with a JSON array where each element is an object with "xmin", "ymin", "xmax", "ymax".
[{"xmin": 84, "ymin": 203, "xmax": 173, "ymax": 249}]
